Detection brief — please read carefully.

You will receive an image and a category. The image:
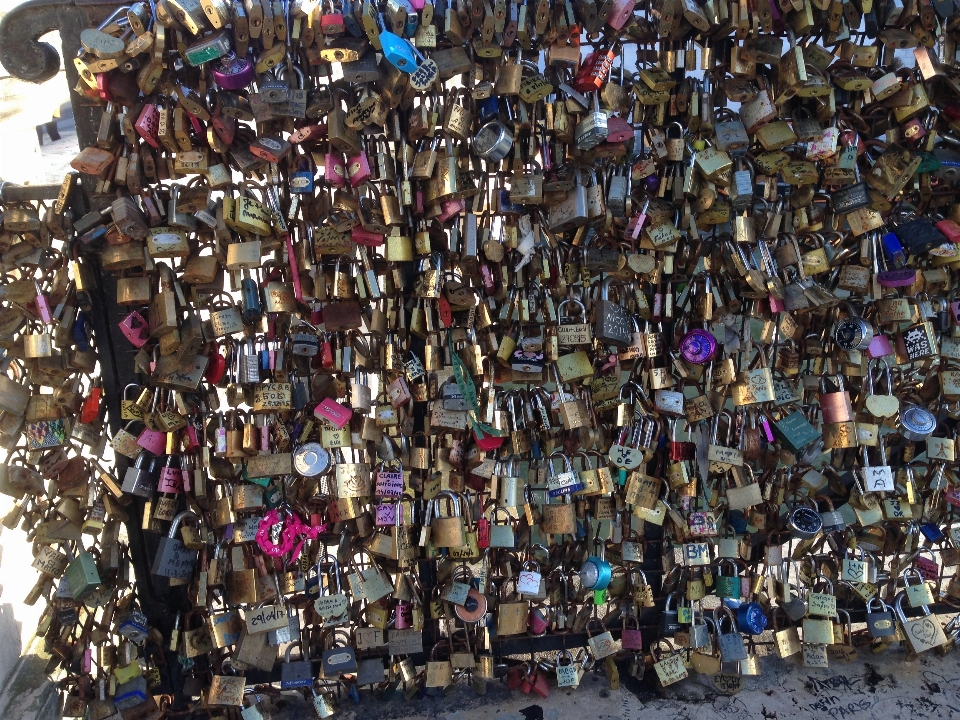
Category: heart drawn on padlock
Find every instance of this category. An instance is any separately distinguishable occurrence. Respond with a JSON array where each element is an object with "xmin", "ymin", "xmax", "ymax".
[{"xmin": 910, "ymin": 617, "xmax": 940, "ymax": 647}]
